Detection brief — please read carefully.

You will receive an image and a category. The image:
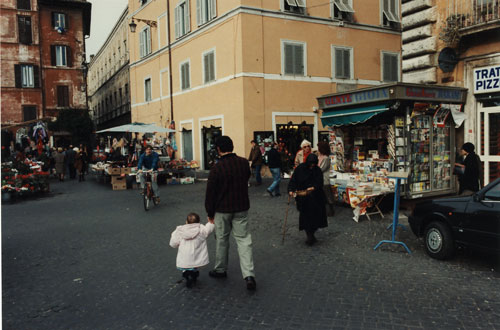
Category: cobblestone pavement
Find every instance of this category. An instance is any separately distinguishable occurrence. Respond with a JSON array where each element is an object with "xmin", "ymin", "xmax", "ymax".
[{"xmin": 2, "ymin": 177, "xmax": 499, "ymax": 330}]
